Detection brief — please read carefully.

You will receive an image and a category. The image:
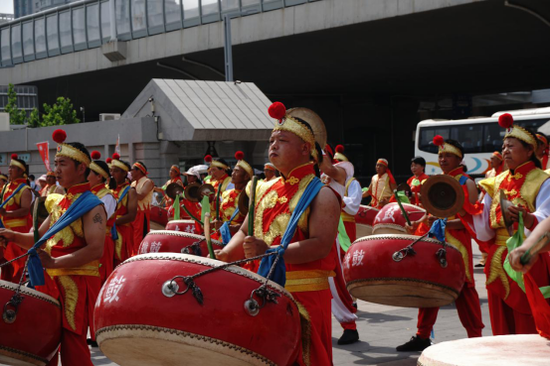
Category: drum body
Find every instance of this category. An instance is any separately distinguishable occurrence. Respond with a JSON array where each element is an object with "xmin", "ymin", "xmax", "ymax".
[
  {"xmin": 150, "ymin": 206, "xmax": 169, "ymax": 227},
  {"xmin": 372, "ymin": 203, "xmax": 427, "ymax": 235},
  {"xmin": 343, "ymin": 234, "xmax": 465, "ymax": 308},
  {"xmin": 94, "ymin": 253, "xmax": 302, "ymax": 366},
  {"xmin": 0, "ymin": 280, "xmax": 61, "ymax": 366},
  {"xmin": 138, "ymin": 230, "xmax": 224, "ymax": 257},
  {"xmin": 165, "ymin": 219, "xmax": 198, "ymax": 234},
  {"xmin": 355, "ymin": 205, "xmax": 379, "ymax": 238},
  {"xmin": 418, "ymin": 334, "xmax": 550, "ymax": 366}
]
